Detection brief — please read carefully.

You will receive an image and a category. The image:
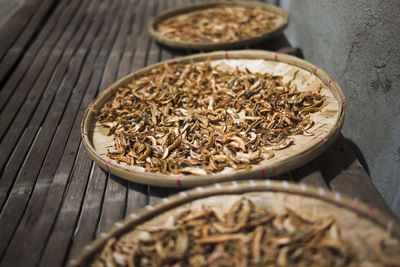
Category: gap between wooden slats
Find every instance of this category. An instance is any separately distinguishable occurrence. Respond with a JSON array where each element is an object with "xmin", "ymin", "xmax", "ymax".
[
  {"xmin": 0, "ymin": 0, "xmax": 47, "ymax": 59},
  {"xmin": 0, "ymin": 0, "xmax": 121, "ymax": 266},
  {"xmin": 38, "ymin": 2, "xmax": 135, "ymax": 266},
  {"xmin": 0, "ymin": 0, "xmax": 61, "ymax": 85},
  {"xmin": 0, "ymin": 0, "xmax": 88, "ymax": 187},
  {"xmin": 0, "ymin": 0, "xmax": 96, "ymax": 263}
]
